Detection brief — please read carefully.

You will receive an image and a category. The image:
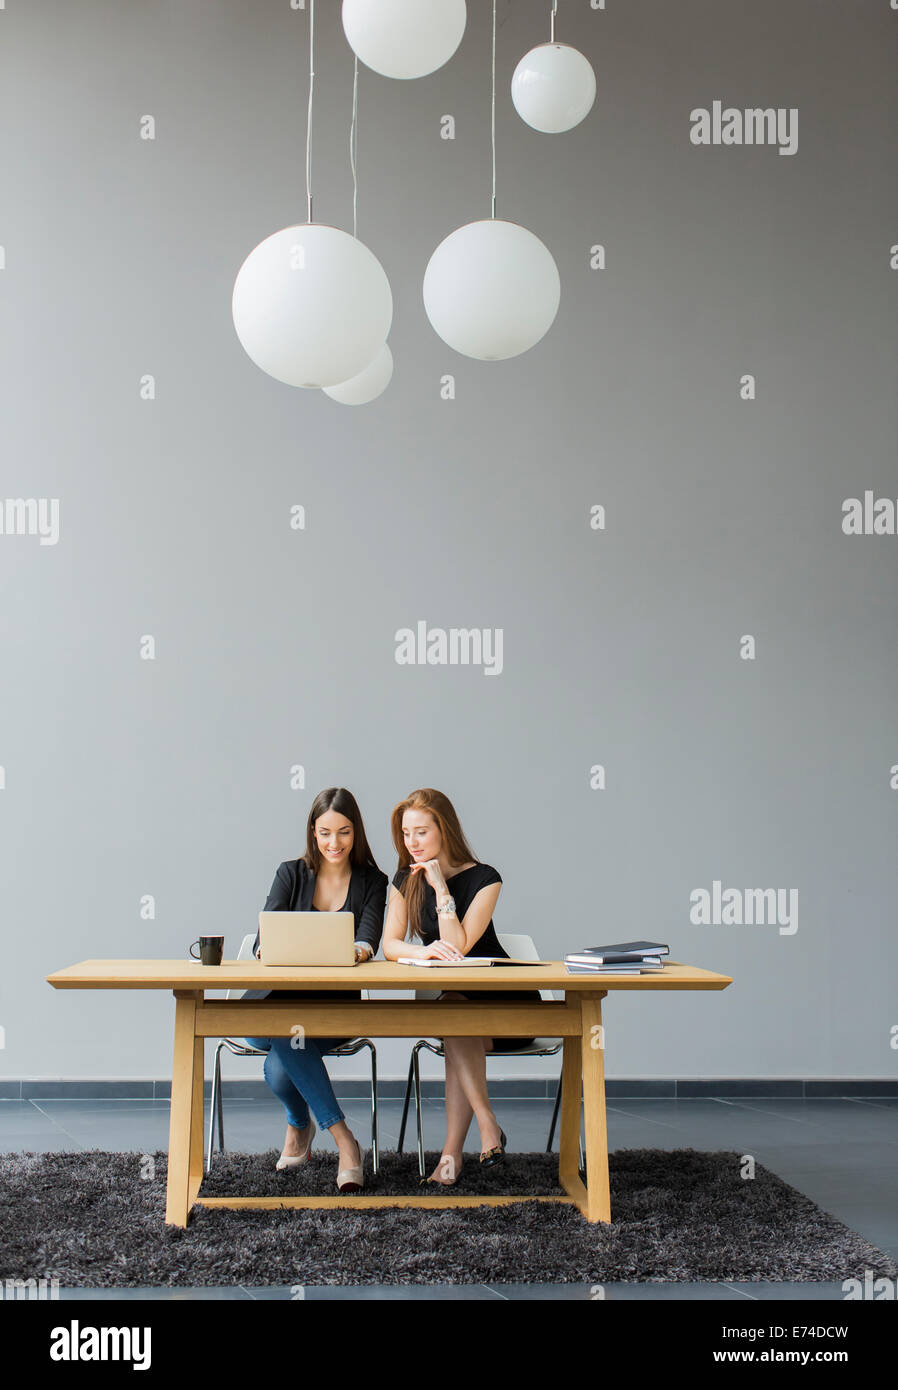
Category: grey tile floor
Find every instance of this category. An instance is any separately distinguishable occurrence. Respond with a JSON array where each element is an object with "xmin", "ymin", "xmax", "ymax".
[{"xmin": 2, "ymin": 1095, "xmax": 895, "ymax": 1301}]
